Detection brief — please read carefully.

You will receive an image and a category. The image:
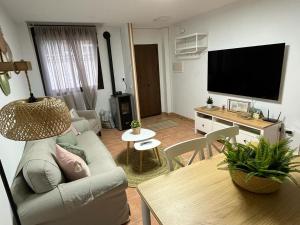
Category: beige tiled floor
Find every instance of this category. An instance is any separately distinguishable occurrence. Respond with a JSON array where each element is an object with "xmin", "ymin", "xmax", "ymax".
[{"xmin": 101, "ymin": 114, "xmax": 203, "ymax": 225}]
